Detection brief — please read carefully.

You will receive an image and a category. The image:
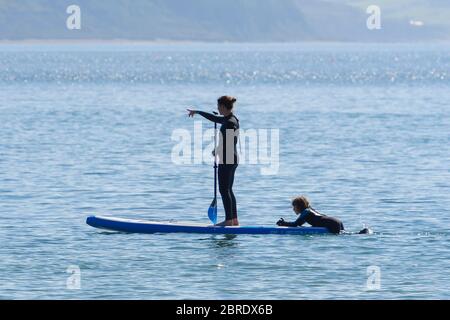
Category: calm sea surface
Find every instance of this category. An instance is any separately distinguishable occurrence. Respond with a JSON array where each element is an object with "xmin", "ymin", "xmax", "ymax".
[{"xmin": 0, "ymin": 43, "xmax": 449, "ymax": 299}]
